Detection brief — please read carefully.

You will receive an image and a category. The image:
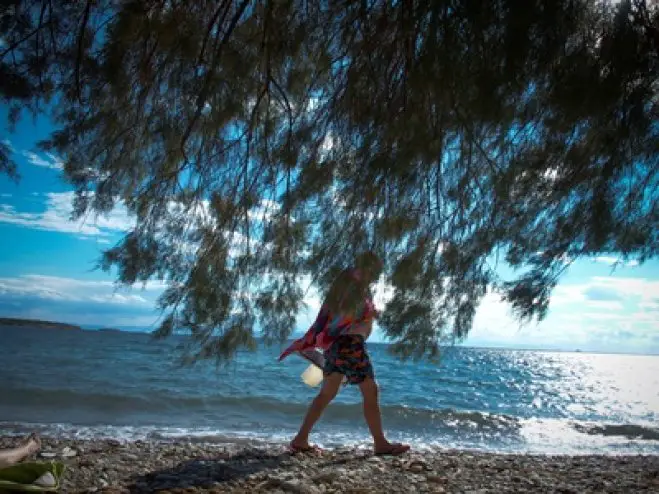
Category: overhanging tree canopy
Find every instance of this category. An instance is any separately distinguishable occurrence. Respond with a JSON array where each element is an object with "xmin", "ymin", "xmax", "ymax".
[{"xmin": 1, "ymin": 0, "xmax": 657, "ymax": 362}]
